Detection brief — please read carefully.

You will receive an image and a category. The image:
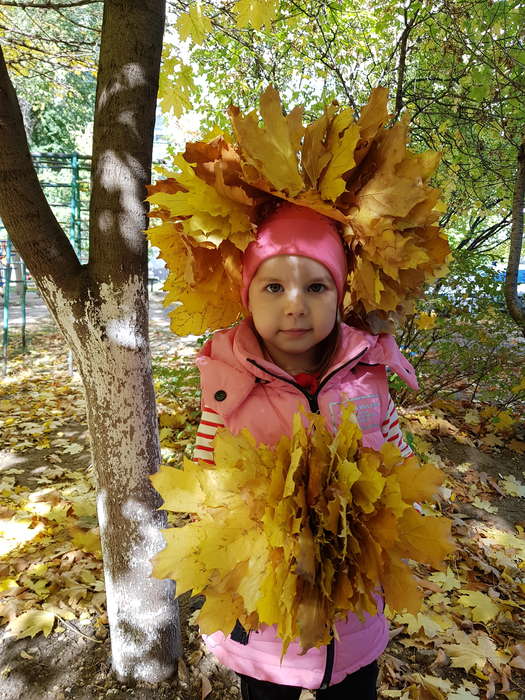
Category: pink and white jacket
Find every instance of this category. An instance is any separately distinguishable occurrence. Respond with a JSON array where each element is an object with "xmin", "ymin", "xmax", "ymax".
[{"xmin": 193, "ymin": 319, "xmax": 417, "ymax": 690}]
